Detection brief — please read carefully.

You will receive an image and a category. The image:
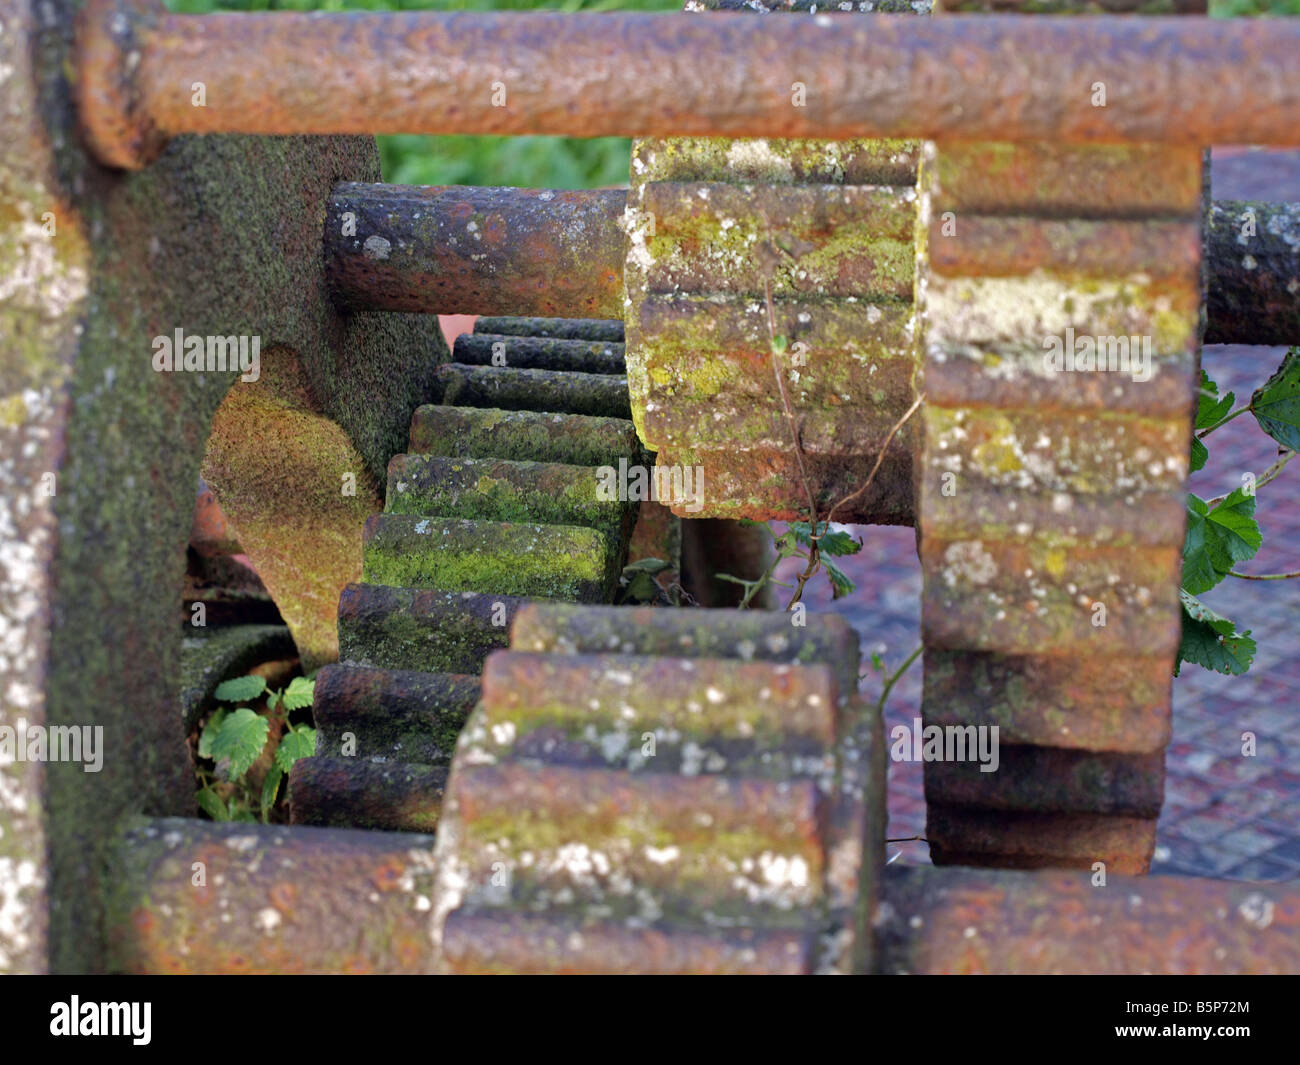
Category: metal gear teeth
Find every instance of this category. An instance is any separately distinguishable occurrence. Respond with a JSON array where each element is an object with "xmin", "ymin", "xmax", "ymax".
[
  {"xmin": 429, "ymin": 603, "xmax": 884, "ymax": 975},
  {"xmin": 290, "ymin": 318, "xmax": 646, "ymax": 832},
  {"xmin": 915, "ymin": 0, "xmax": 1208, "ymax": 875},
  {"xmin": 623, "ymin": 0, "xmax": 927, "ymax": 525}
]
